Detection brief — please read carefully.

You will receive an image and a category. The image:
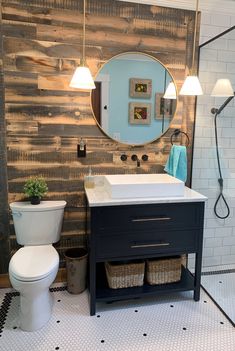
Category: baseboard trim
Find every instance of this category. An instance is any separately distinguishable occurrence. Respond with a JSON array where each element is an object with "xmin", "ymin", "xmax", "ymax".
[
  {"xmin": 0, "ymin": 268, "xmax": 67, "ymax": 289},
  {"xmin": 0, "ymin": 274, "xmax": 11, "ymax": 289}
]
